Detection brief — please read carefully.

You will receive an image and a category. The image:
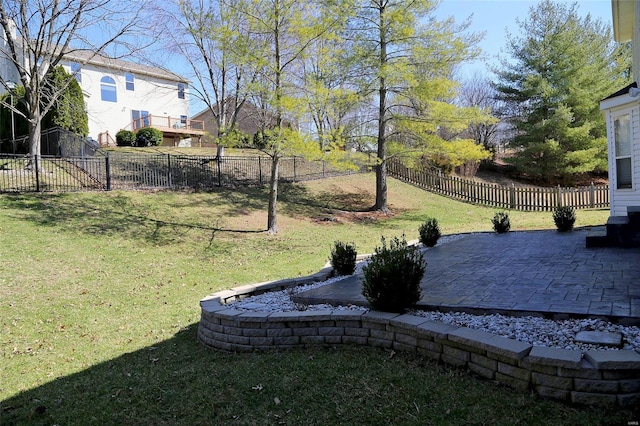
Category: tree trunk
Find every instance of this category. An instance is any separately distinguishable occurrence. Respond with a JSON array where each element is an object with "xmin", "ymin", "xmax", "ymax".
[
  {"xmin": 373, "ymin": 3, "xmax": 389, "ymax": 213},
  {"xmin": 216, "ymin": 144, "xmax": 225, "ymax": 157},
  {"xmin": 374, "ymin": 153, "xmax": 388, "ymax": 212},
  {"xmin": 27, "ymin": 114, "xmax": 41, "ymax": 169},
  {"xmin": 267, "ymin": 154, "xmax": 279, "ymax": 234}
]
